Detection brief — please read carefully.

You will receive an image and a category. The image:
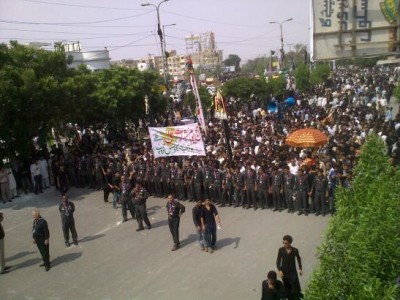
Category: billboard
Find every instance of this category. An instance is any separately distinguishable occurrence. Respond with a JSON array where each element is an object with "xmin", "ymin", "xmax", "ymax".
[{"xmin": 312, "ymin": 0, "xmax": 399, "ymax": 60}]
